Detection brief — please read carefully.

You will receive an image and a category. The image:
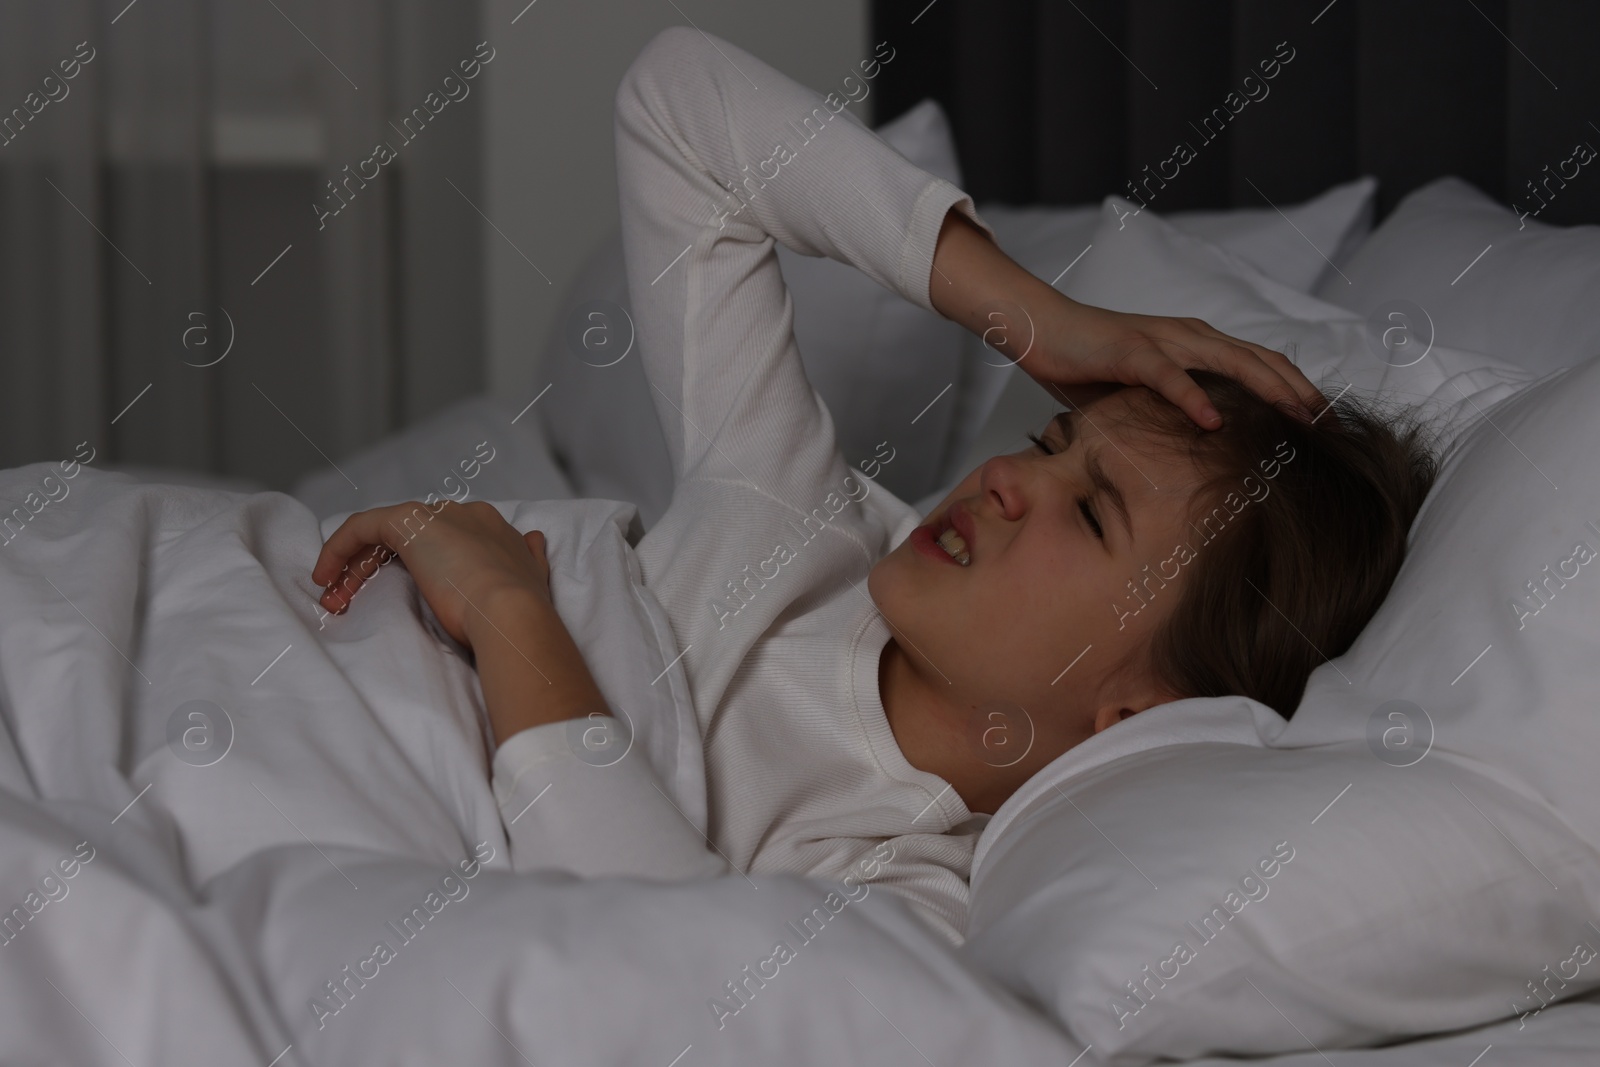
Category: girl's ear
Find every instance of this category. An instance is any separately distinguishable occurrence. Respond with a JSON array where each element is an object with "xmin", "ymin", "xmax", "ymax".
[
  {"xmin": 1092, "ymin": 684, "xmax": 1182, "ymax": 735},
  {"xmin": 1091, "ymin": 703, "xmax": 1135, "ymax": 735}
]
